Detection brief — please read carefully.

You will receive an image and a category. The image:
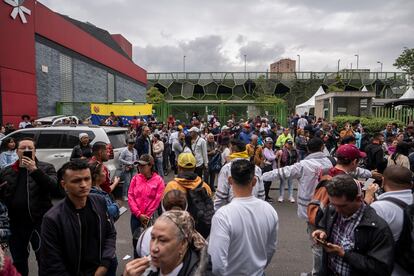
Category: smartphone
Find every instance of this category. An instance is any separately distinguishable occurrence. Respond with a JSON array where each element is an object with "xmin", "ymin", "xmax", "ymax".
[
  {"xmin": 23, "ymin": 150, "xmax": 32, "ymax": 159},
  {"xmin": 362, "ymin": 178, "xmax": 375, "ymax": 191},
  {"xmin": 315, "ymin": 237, "xmax": 328, "ymax": 246}
]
